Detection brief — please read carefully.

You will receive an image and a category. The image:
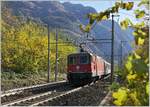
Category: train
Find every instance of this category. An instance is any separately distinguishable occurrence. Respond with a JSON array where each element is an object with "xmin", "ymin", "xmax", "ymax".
[{"xmin": 67, "ymin": 52, "xmax": 111, "ymax": 85}]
